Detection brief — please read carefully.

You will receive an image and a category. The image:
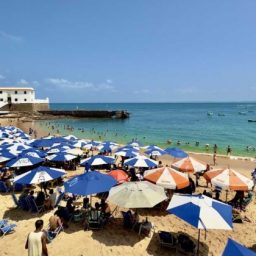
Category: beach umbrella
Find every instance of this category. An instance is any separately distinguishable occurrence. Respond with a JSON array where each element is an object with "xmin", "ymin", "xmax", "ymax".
[
  {"xmin": 97, "ymin": 142, "xmax": 118, "ymax": 152},
  {"xmin": 46, "ymin": 152, "xmax": 77, "ymax": 162},
  {"xmin": 7, "ymin": 143, "xmax": 32, "ymax": 154},
  {"xmin": 144, "ymin": 148, "xmax": 166, "ymax": 156},
  {"xmin": 167, "ymin": 194, "xmax": 233, "ymax": 255},
  {"xmin": 71, "ymin": 140, "xmax": 88, "ymax": 148},
  {"xmin": 82, "ymin": 141, "xmax": 100, "ymax": 150},
  {"xmin": 124, "ymin": 155, "xmax": 158, "ymax": 168},
  {"xmin": 165, "ymin": 147, "xmax": 188, "ymax": 158},
  {"xmin": 63, "ymin": 135, "xmax": 78, "ymax": 141},
  {"xmin": 127, "ymin": 140, "xmax": 144, "ymax": 147},
  {"xmin": 66, "ymin": 148, "xmax": 83, "ymax": 156},
  {"xmin": 31, "ymin": 137, "xmax": 69, "ymax": 148},
  {"xmin": 80, "ymin": 155, "xmax": 115, "ymax": 166},
  {"xmin": 6, "ymin": 154, "xmax": 44, "ymax": 167},
  {"xmin": 144, "ymin": 167, "xmax": 189, "ymax": 189},
  {"xmin": 107, "ymin": 181, "xmax": 167, "ymax": 208},
  {"xmin": 21, "ymin": 148, "xmax": 46, "ymax": 158},
  {"xmin": 13, "ymin": 166, "xmax": 66, "ymax": 184},
  {"xmin": 46, "ymin": 145, "xmax": 74, "ymax": 154},
  {"xmin": 171, "ymin": 157, "xmax": 207, "ymax": 174},
  {"xmin": 222, "ymin": 238, "xmax": 256, "ymax": 256},
  {"xmin": 64, "ymin": 171, "xmax": 117, "ymax": 196},
  {"xmin": 203, "ymin": 168, "xmax": 253, "ymax": 191},
  {"xmin": 0, "ymin": 151, "xmax": 16, "ymax": 163},
  {"xmin": 108, "ymin": 170, "xmax": 129, "ymax": 184},
  {"xmin": 116, "ymin": 145, "xmax": 139, "ymax": 152},
  {"xmin": 115, "ymin": 149, "xmax": 138, "ymax": 158}
]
